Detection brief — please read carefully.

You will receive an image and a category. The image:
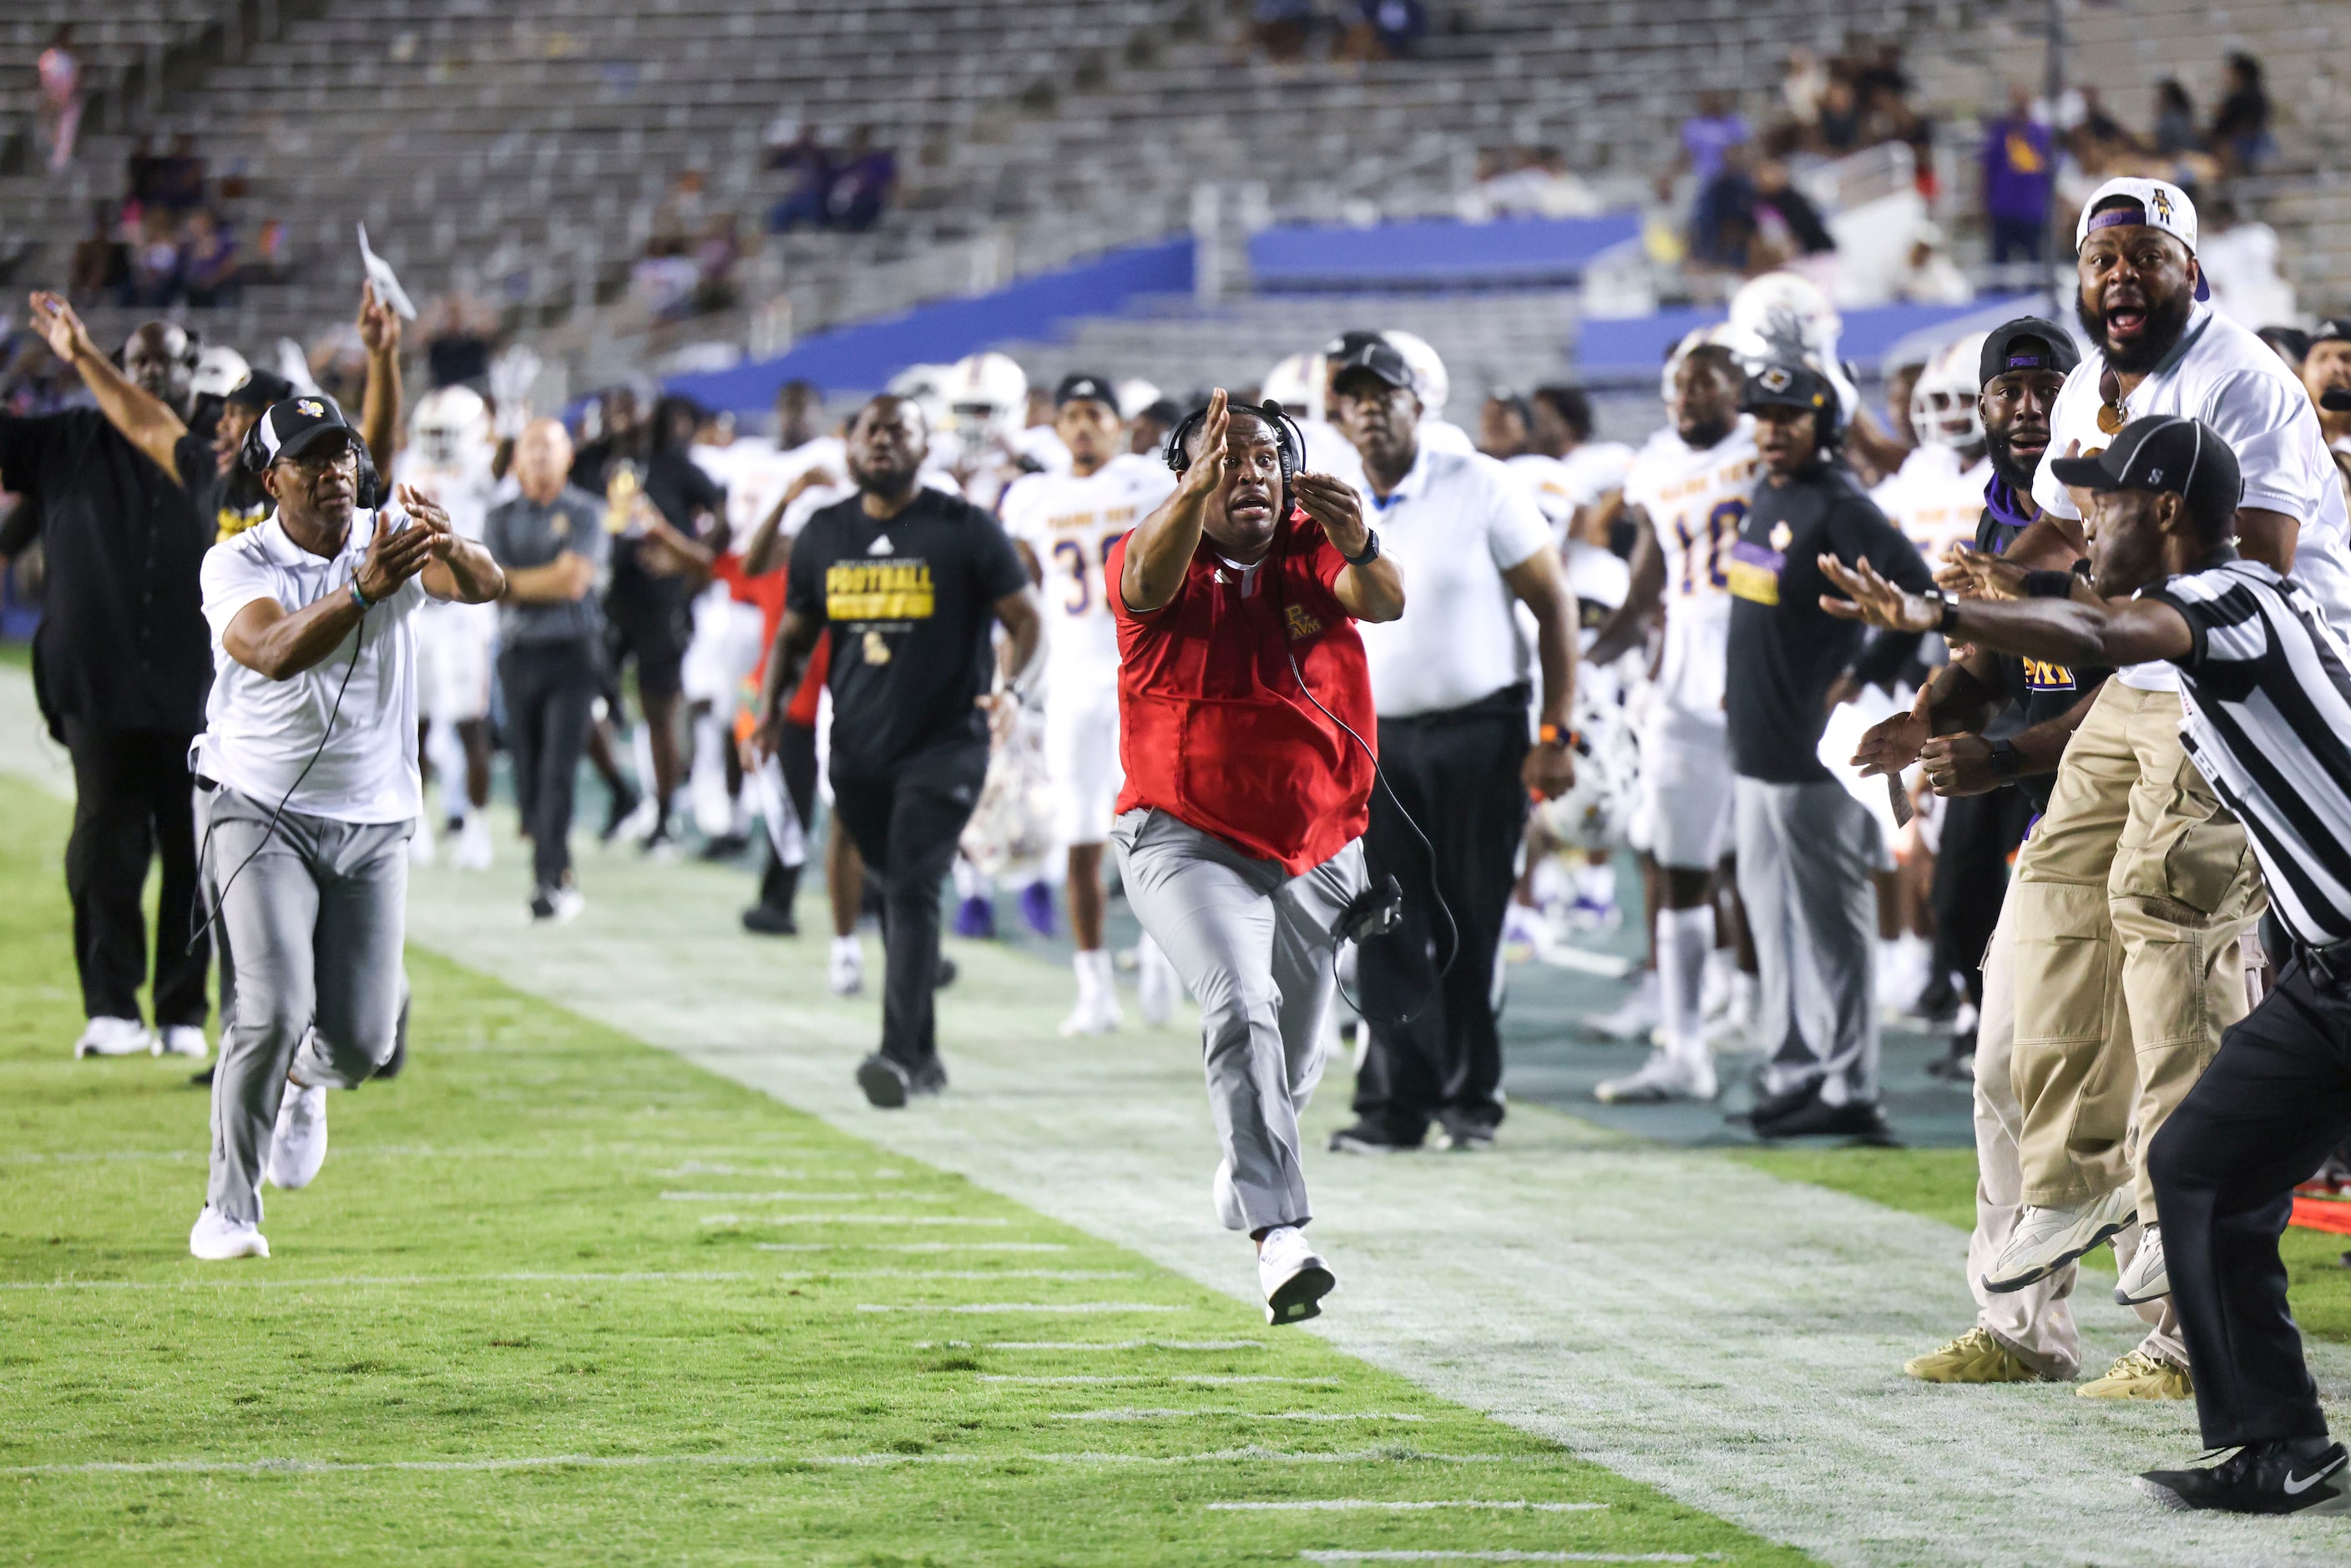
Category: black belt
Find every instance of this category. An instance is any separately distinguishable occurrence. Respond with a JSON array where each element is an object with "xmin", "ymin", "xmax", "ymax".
[{"xmin": 2269, "ymin": 908, "xmax": 2351, "ymax": 989}]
